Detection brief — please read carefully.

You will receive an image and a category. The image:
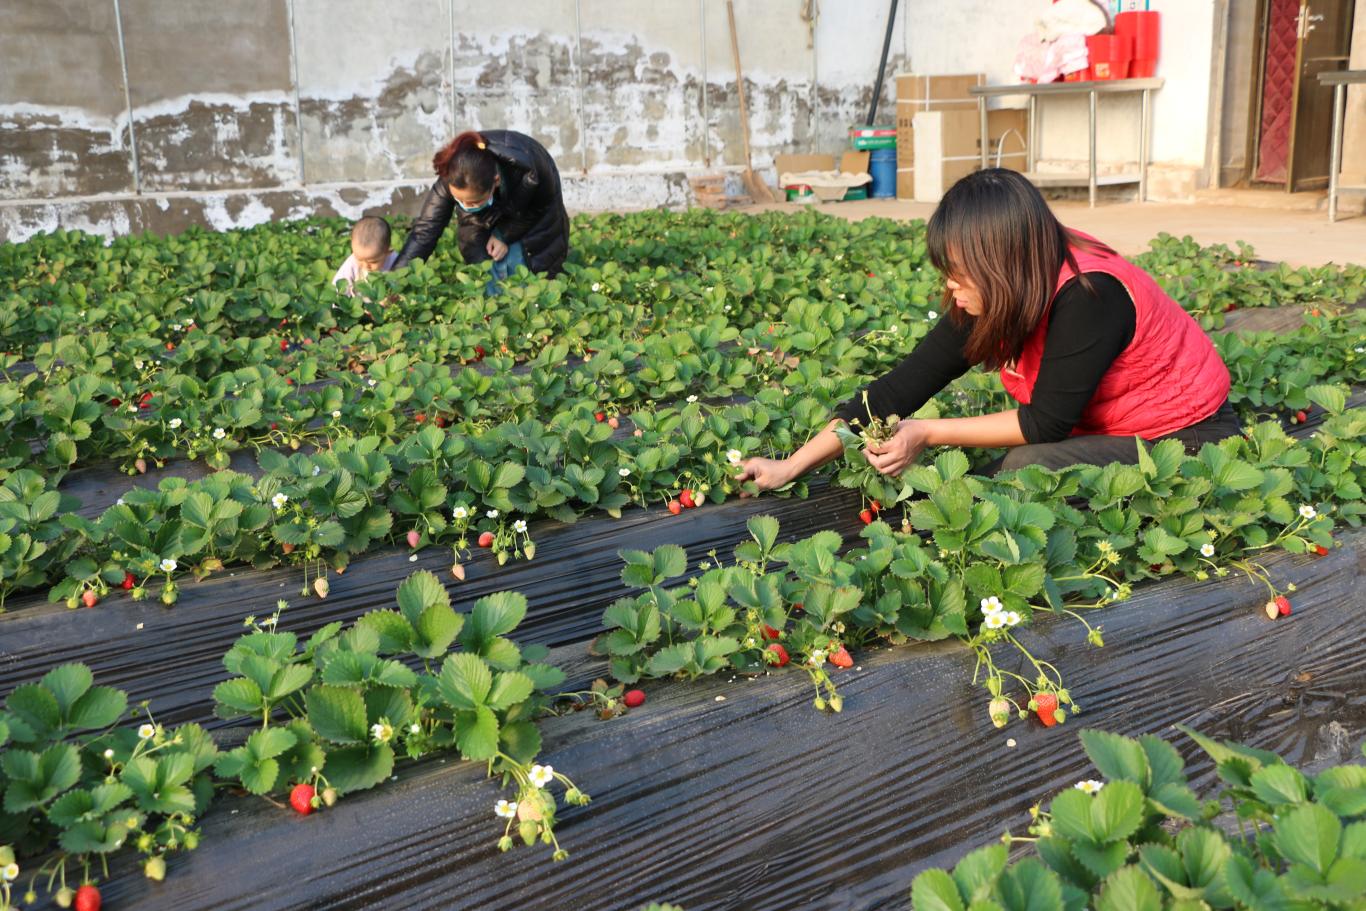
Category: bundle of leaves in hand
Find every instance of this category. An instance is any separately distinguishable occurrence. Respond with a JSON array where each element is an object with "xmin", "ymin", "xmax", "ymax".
[{"xmin": 910, "ymin": 726, "xmax": 1366, "ymax": 911}]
